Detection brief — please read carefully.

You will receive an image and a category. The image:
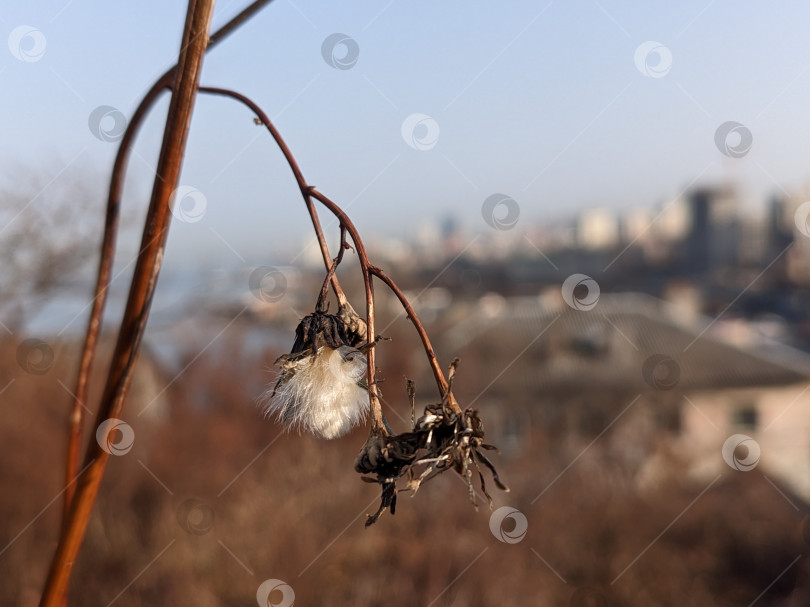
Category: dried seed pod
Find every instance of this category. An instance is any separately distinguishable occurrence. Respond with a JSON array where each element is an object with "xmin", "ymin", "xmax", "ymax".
[
  {"xmin": 263, "ymin": 303, "xmax": 371, "ymax": 440},
  {"xmin": 356, "ymin": 360, "xmax": 509, "ymax": 526}
]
